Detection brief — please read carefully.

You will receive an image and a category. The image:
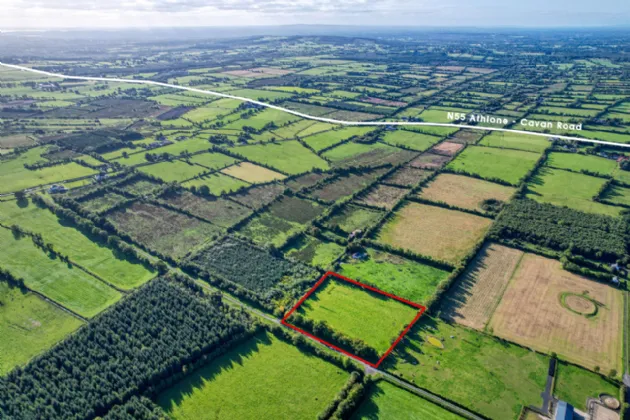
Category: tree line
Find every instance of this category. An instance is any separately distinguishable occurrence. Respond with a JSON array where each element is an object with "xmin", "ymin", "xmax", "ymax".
[
  {"xmin": 0, "ymin": 278, "xmax": 253, "ymax": 419},
  {"xmin": 490, "ymin": 199, "xmax": 629, "ymax": 263}
]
